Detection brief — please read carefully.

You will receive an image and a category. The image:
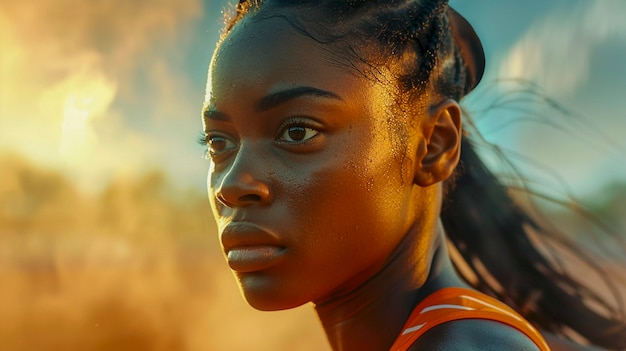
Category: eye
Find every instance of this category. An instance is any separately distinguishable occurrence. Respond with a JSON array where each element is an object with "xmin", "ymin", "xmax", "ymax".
[
  {"xmin": 201, "ymin": 133, "xmax": 237, "ymax": 159},
  {"xmin": 278, "ymin": 125, "xmax": 320, "ymax": 143}
]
